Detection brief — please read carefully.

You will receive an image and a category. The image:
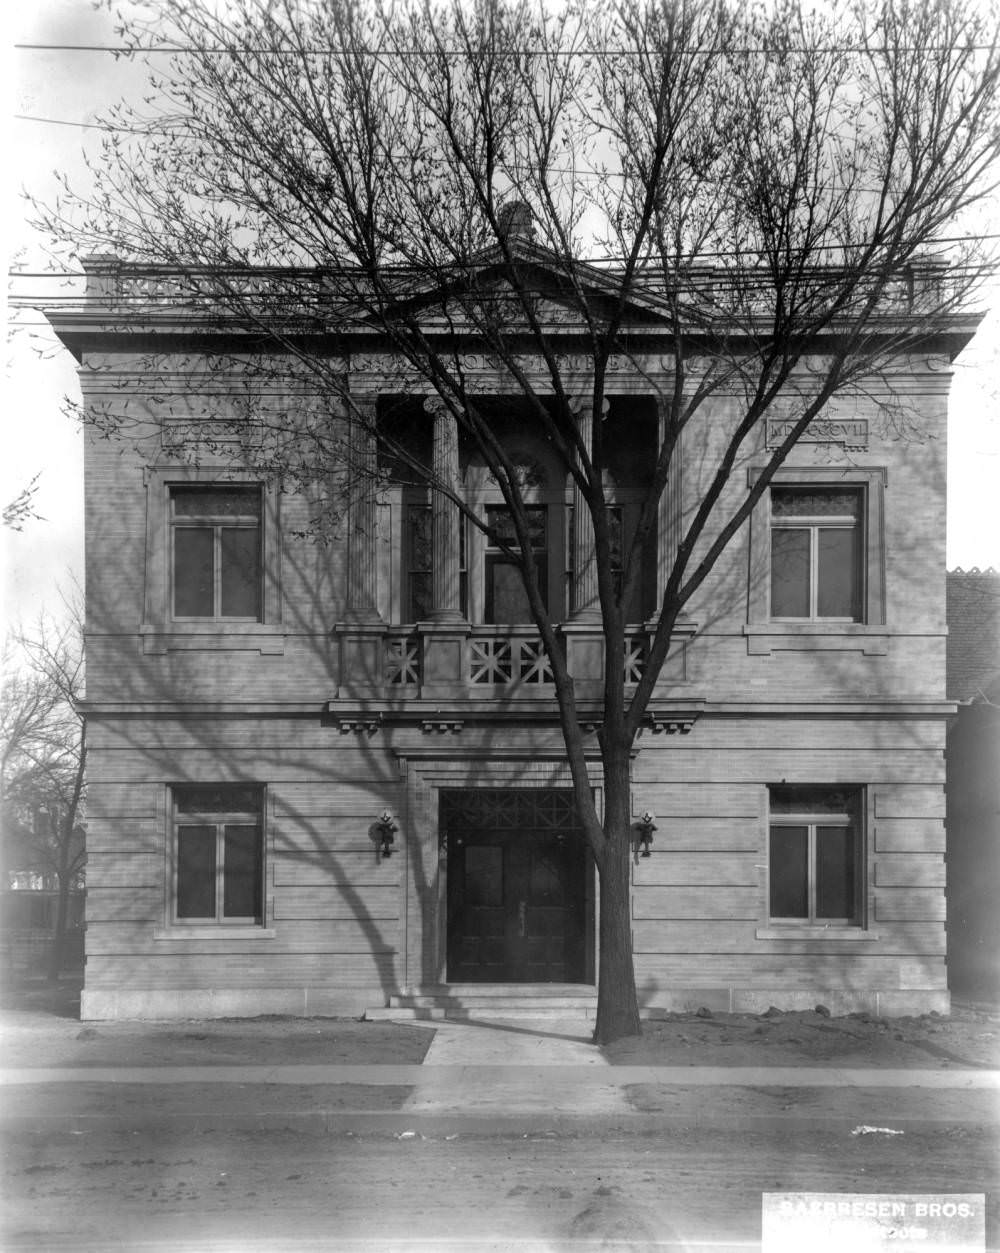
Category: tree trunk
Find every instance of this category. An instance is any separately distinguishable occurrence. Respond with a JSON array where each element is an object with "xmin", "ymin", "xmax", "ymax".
[{"xmin": 593, "ymin": 748, "xmax": 641, "ymax": 1044}]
